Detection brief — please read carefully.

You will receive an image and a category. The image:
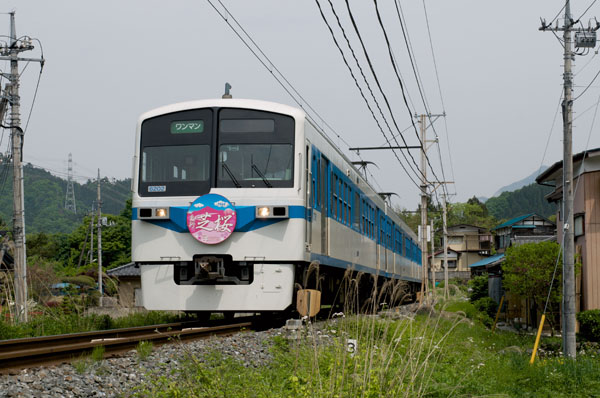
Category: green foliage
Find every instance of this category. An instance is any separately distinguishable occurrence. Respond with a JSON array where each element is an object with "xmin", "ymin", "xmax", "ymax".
[
  {"xmin": 444, "ymin": 300, "xmax": 479, "ymax": 319},
  {"xmin": 447, "ymin": 197, "xmax": 498, "ymax": 230},
  {"xmin": 130, "ymin": 312, "xmax": 600, "ymax": 398},
  {"xmin": 136, "ymin": 341, "xmax": 154, "ymax": 361},
  {"xmin": 468, "ymin": 274, "xmax": 489, "ymax": 302},
  {"xmin": 577, "ymin": 310, "xmax": 600, "ymax": 342},
  {"xmin": 503, "ymin": 241, "xmax": 562, "ymax": 328},
  {"xmin": 473, "ymin": 297, "xmax": 498, "ymax": 319},
  {"xmin": 91, "ymin": 345, "xmax": 105, "ymax": 362},
  {"xmin": 486, "ymin": 183, "xmax": 556, "ymax": 221},
  {"xmin": 0, "ymin": 163, "xmax": 131, "ymax": 234},
  {"xmin": 0, "ymin": 310, "xmax": 183, "ymax": 339},
  {"xmin": 62, "ymin": 275, "xmax": 96, "ymax": 287}
]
